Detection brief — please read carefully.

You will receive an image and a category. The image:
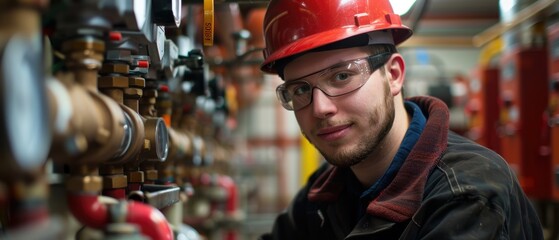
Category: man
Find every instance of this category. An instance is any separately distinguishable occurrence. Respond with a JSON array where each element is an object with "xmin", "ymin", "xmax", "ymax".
[{"xmin": 258, "ymin": 0, "xmax": 544, "ymax": 239}]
